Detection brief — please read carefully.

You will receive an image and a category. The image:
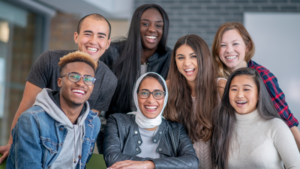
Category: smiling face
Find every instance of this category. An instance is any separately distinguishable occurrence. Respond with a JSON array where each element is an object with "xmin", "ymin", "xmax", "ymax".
[
  {"xmin": 58, "ymin": 62, "xmax": 95, "ymax": 107},
  {"xmin": 138, "ymin": 77, "xmax": 165, "ymax": 119},
  {"xmin": 229, "ymin": 75, "xmax": 258, "ymax": 115},
  {"xmin": 74, "ymin": 17, "xmax": 111, "ymax": 62},
  {"xmin": 175, "ymin": 44, "xmax": 198, "ymax": 85},
  {"xmin": 140, "ymin": 8, "xmax": 164, "ymax": 51},
  {"xmin": 219, "ymin": 29, "xmax": 248, "ymax": 73}
]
